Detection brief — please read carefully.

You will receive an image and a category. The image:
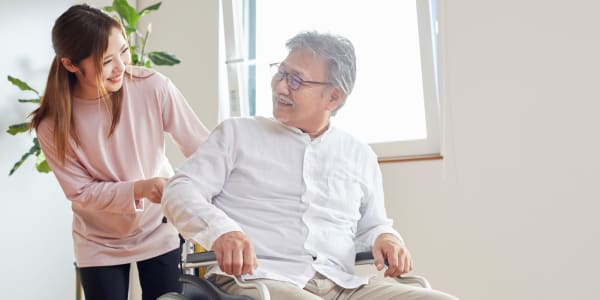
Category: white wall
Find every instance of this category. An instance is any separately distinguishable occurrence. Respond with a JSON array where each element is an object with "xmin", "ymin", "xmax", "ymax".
[
  {"xmin": 4, "ymin": 0, "xmax": 600, "ymax": 299},
  {"xmin": 0, "ymin": 1, "xmax": 76, "ymax": 298},
  {"xmin": 0, "ymin": 0, "xmax": 186, "ymax": 298}
]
